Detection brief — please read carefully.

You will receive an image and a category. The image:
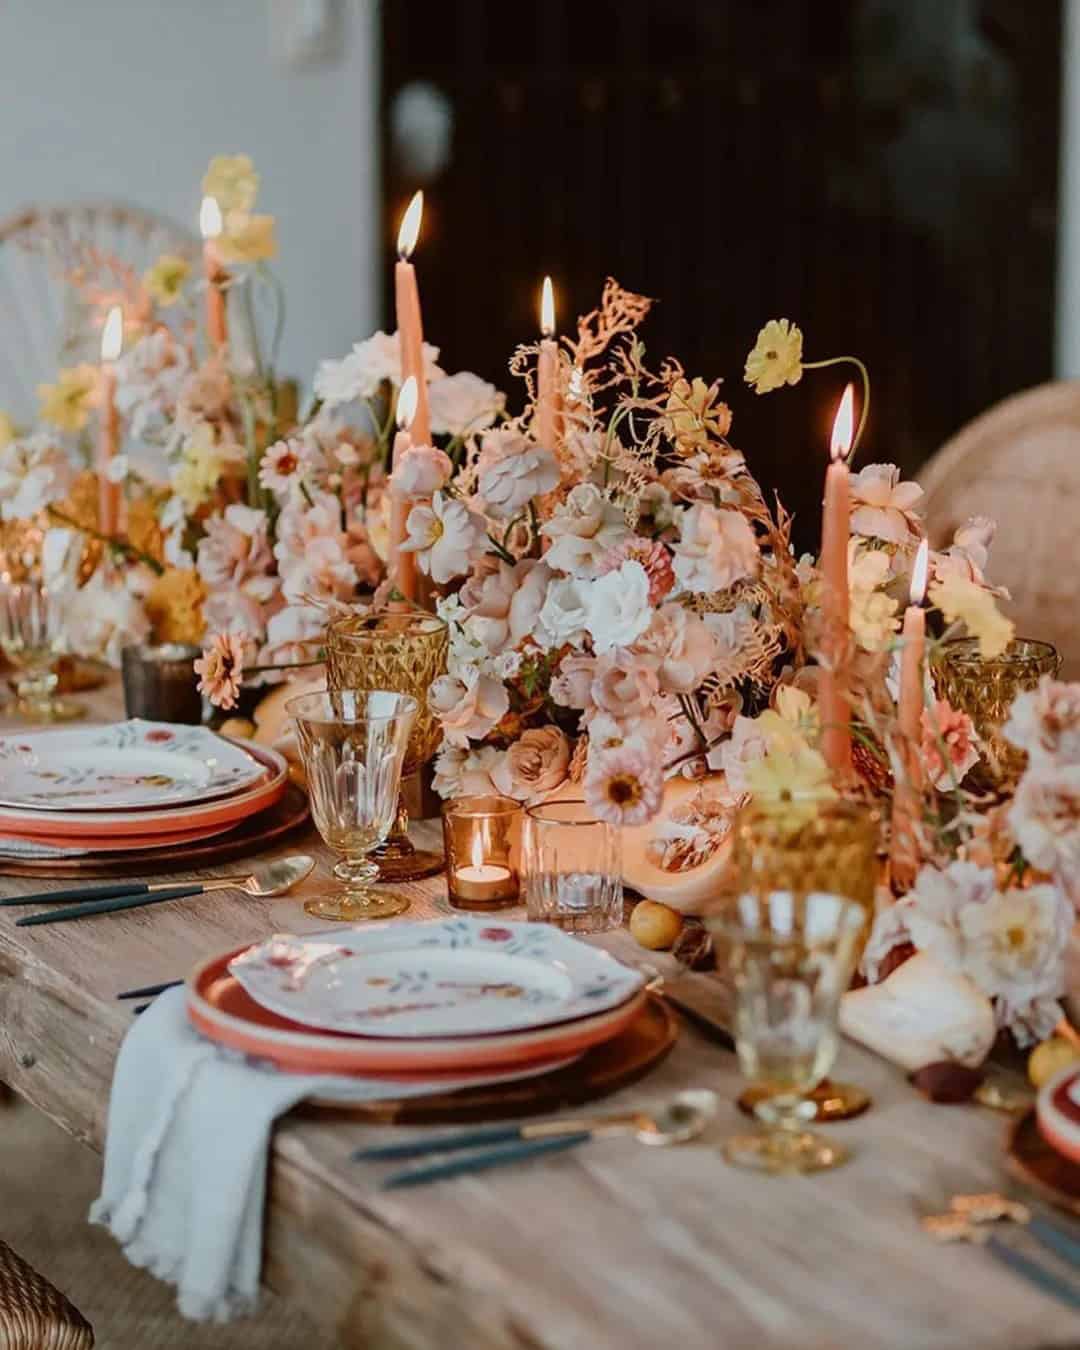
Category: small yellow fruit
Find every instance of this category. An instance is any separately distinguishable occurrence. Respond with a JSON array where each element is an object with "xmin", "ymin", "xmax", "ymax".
[
  {"xmin": 1028, "ymin": 1036, "xmax": 1080, "ymax": 1088},
  {"xmin": 630, "ymin": 900, "xmax": 683, "ymax": 951},
  {"xmin": 218, "ymin": 716, "xmax": 256, "ymax": 740}
]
